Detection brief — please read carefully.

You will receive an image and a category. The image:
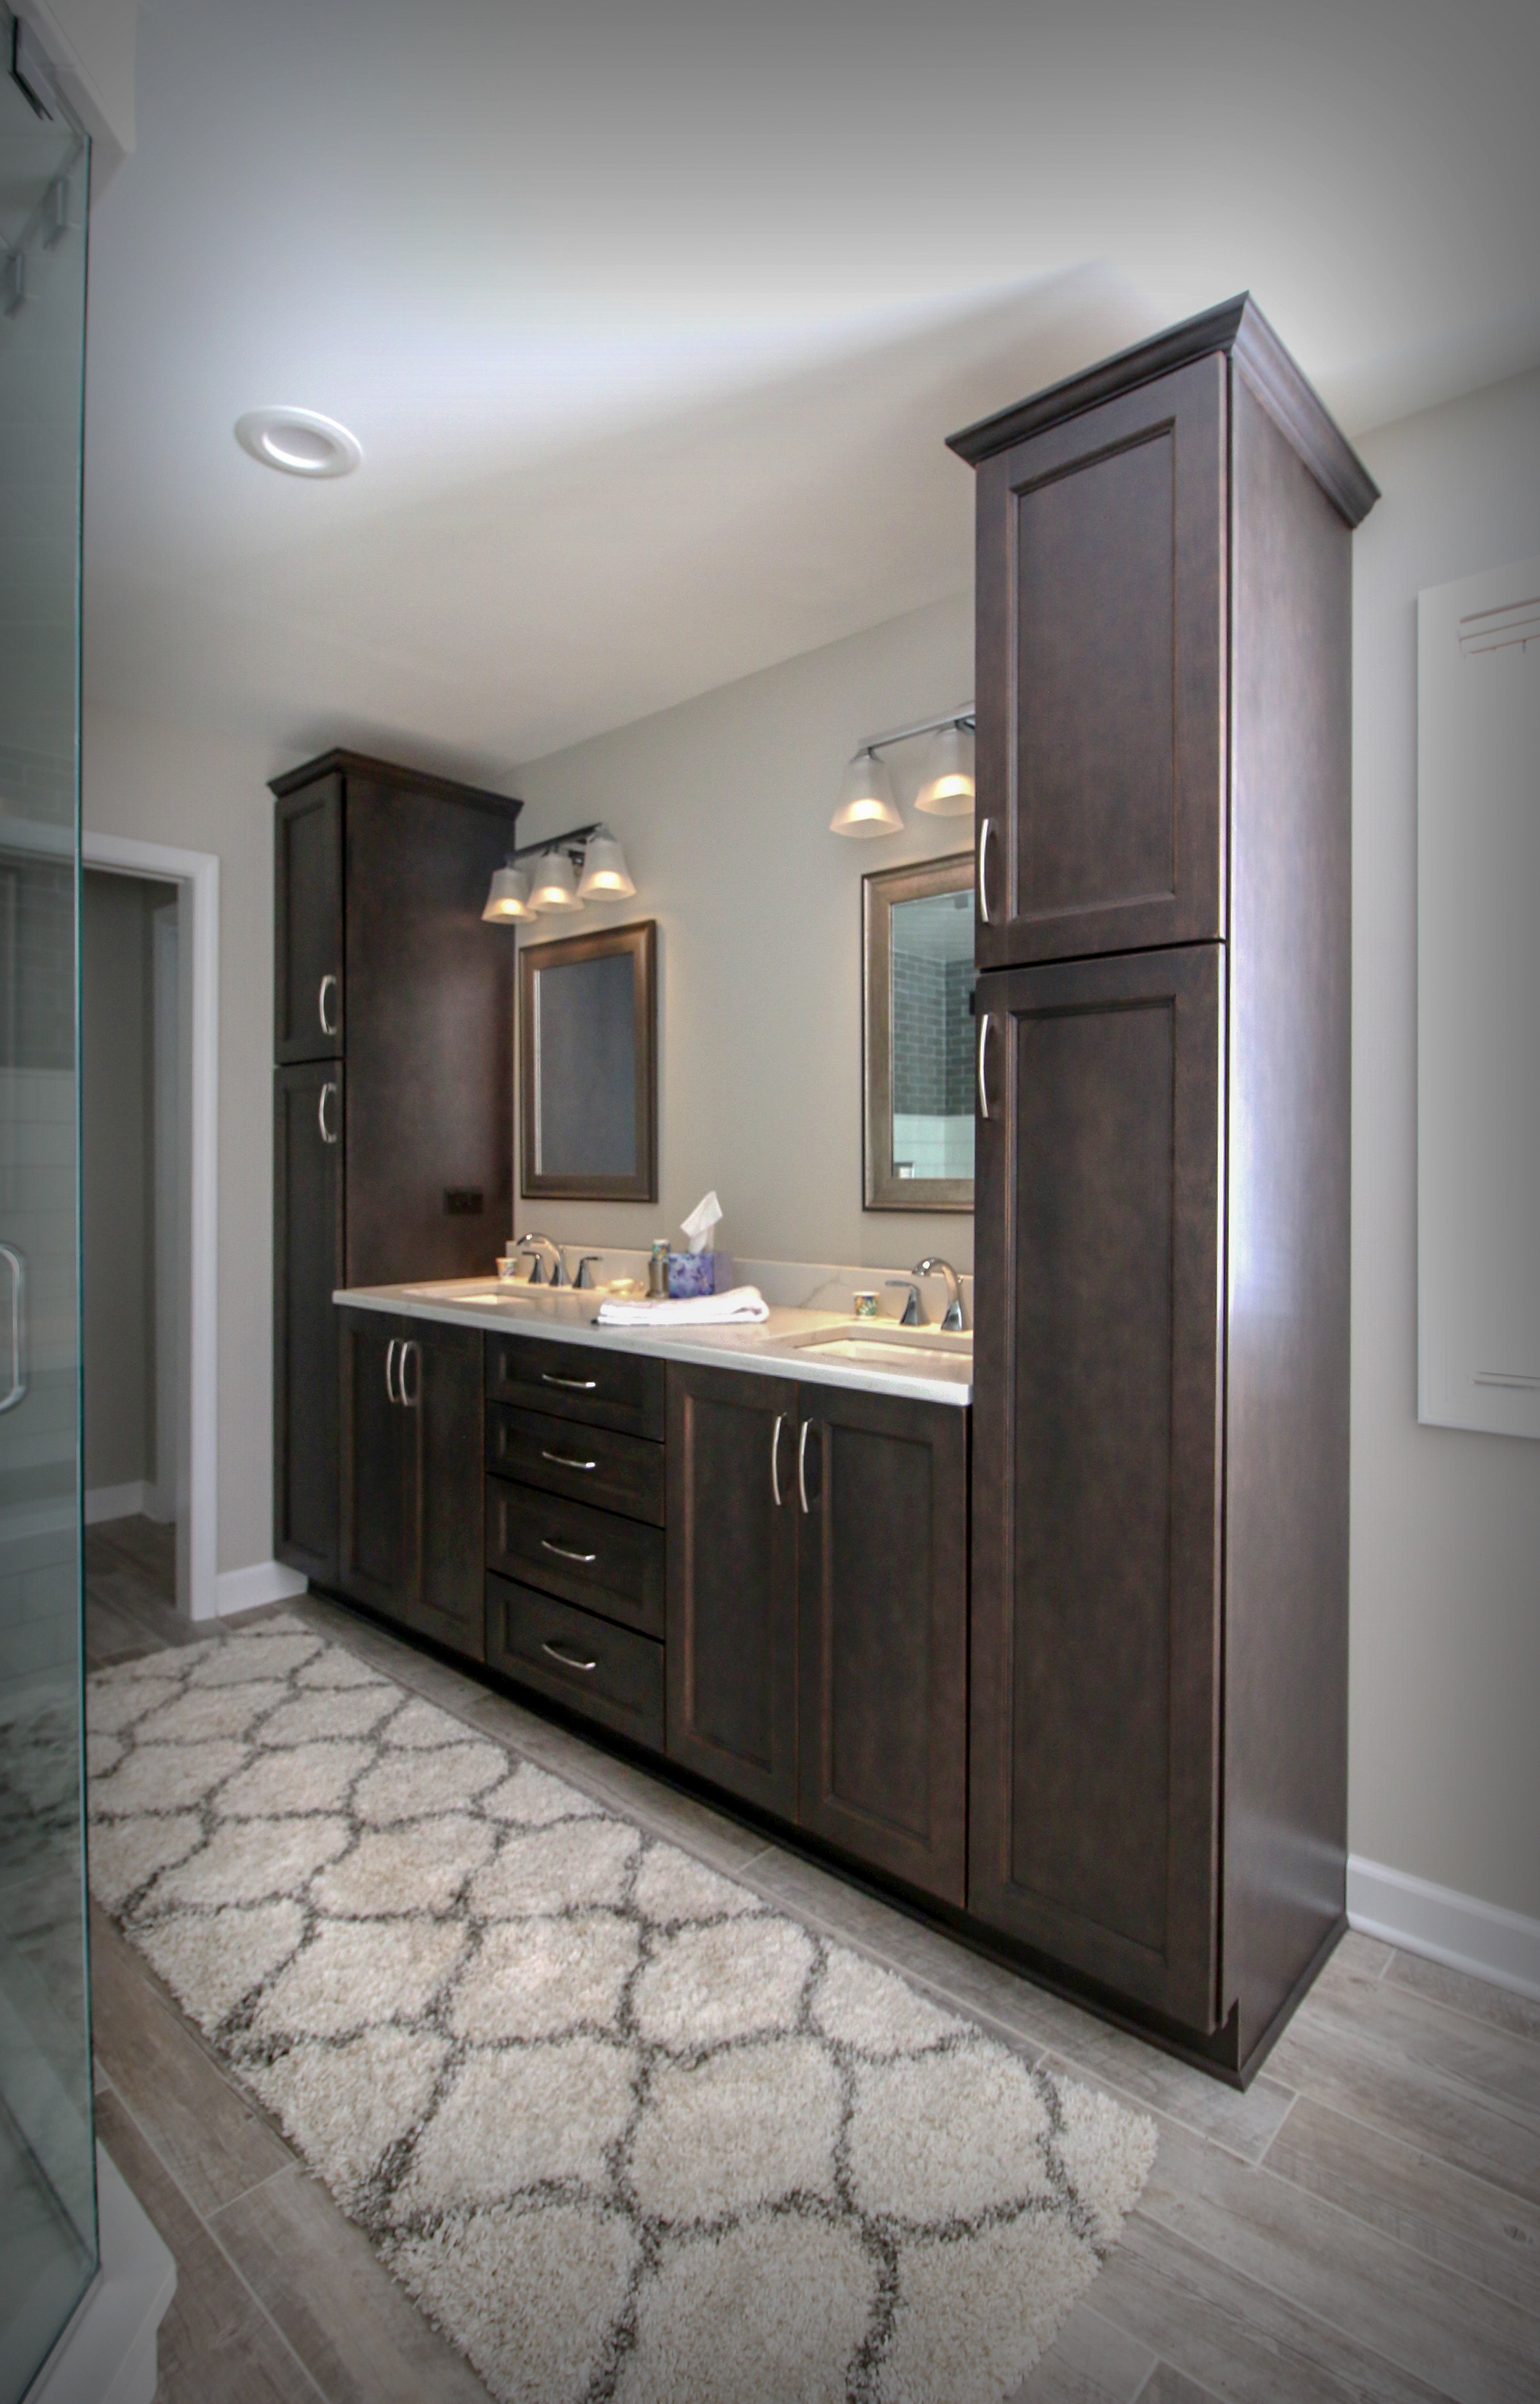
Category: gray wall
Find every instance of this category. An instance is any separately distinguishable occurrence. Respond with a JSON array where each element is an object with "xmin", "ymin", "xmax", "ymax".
[
  {"xmin": 81, "ymin": 869, "xmax": 168, "ymax": 1493},
  {"xmin": 510, "ymin": 590, "xmax": 978, "ymax": 1272},
  {"xmin": 1350, "ymin": 364, "xmax": 1540, "ymax": 1923}
]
